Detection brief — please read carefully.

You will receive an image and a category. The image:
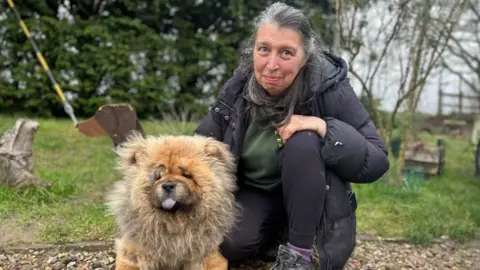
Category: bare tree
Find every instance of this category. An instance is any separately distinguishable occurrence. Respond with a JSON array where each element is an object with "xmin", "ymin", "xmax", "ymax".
[
  {"xmin": 394, "ymin": 0, "xmax": 467, "ymax": 182},
  {"xmin": 335, "ymin": 0, "xmax": 410, "ymax": 141},
  {"xmin": 336, "ymin": 0, "xmax": 467, "ymax": 183},
  {"xmin": 442, "ymin": 0, "xmax": 480, "ymax": 94}
]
